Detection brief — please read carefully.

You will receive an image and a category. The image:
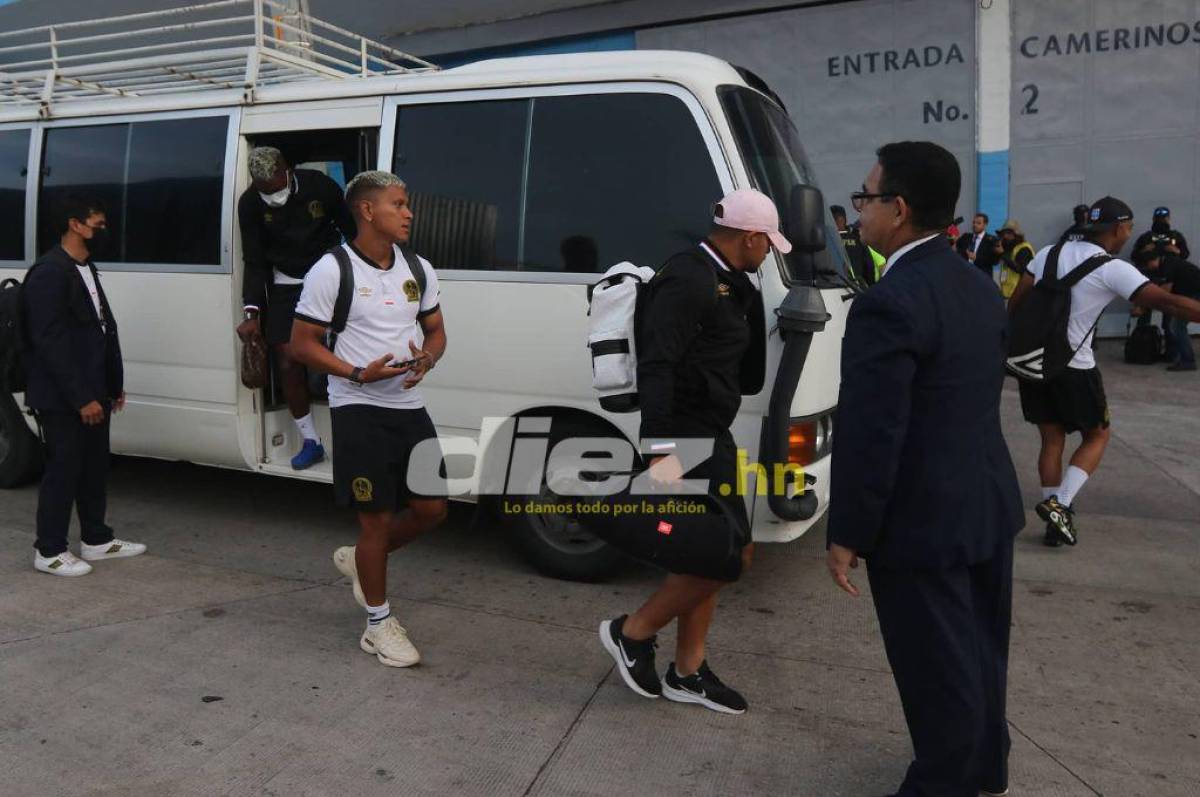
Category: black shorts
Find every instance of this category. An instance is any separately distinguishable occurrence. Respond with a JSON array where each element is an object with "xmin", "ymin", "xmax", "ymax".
[
  {"xmin": 331, "ymin": 404, "xmax": 444, "ymax": 512},
  {"xmin": 265, "ymin": 284, "xmax": 303, "ymax": 346},
  {"xmin": 1018, "ymin": 367, "xmax": 1110, "ymax": 433}
]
